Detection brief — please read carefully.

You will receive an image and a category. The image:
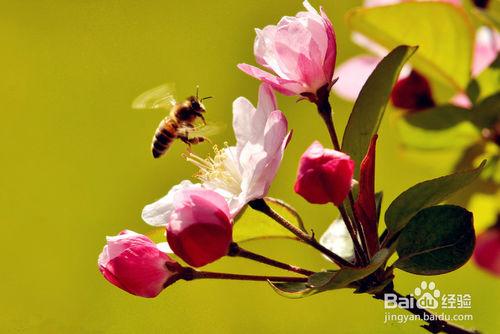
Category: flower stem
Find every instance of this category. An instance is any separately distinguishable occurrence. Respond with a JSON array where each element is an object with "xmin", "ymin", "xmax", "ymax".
[
  {"xmin": 249, "ymin": 198, "xmax": 355, "ymax": 268},
  {"xmin": 228, "ymin": 243, "xmax": 315, "ymax": 276},
  {"xmin": 315, "ymin": 89, "xmax": 370, "ymax": 266},
  {"xmin": 374, "ymin": 284, "xmax": 480, "ymax": 334},
  {"xmin": 183, "ymin": 267, "xmax": 308, "ymax": 283}
]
